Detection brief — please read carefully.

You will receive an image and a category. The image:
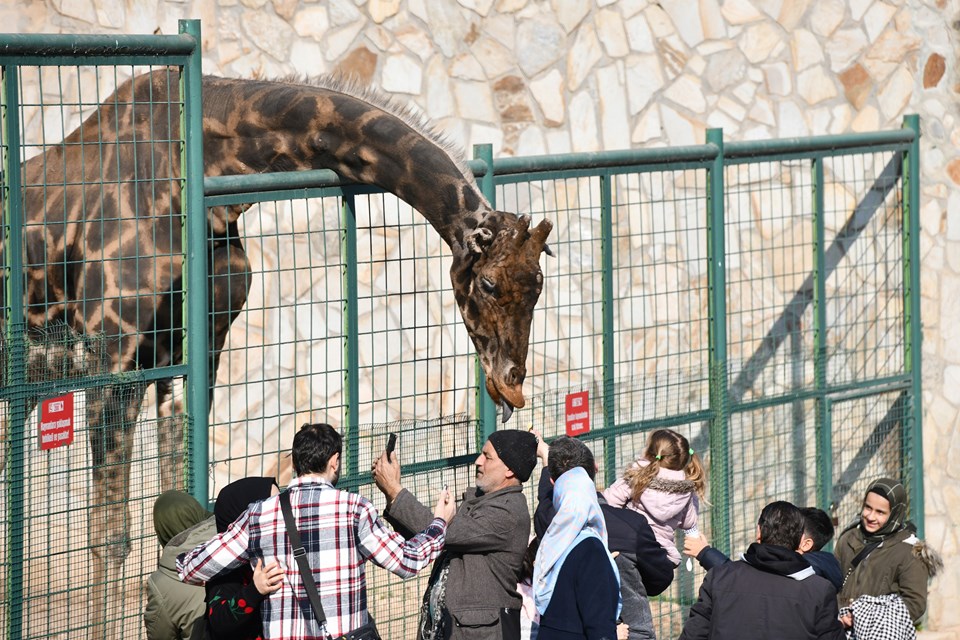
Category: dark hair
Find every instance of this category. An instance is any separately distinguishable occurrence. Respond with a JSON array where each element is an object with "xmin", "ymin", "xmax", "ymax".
[
  {"xmin": 758, "ymin": 501, "xmax": 804, "ymax": 550},
  {"xmin": 292, "ymin": 423, "xmax": 341, "ymax": 476},
  {"xmin": 519, "ymin": 536, "xmax": 539, "ymax": 584},
  {"xmin": 624, "ymin": 429, "xmax": 706, "ymax": 501},
  {"xmin": 548, "ymin": 436, "xmax": 596, "ymax": 481},
  {"xmin": 800, "ymin": 507, "xmax": 834, "ymax": 551}
]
